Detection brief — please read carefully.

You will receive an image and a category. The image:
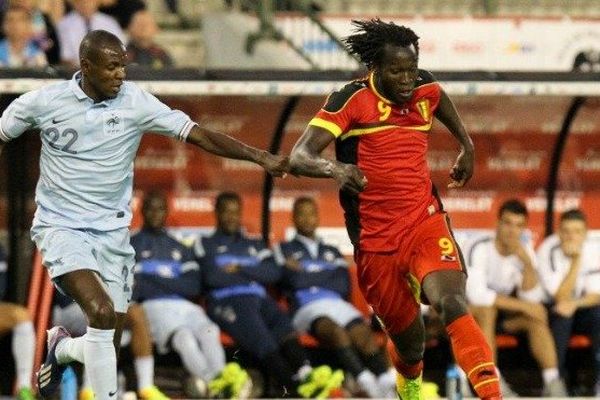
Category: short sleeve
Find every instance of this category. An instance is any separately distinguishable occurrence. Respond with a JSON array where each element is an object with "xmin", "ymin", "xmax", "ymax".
[
  {"xmin": 465, "ymin": 243, "xmax": 497, "ymax": 306},
  {"xmin": 584, "ymin": 271, "xmax": 600, "ymax": 295},
  {"xmin": 136, "ymin": 87, "xmax": 195, "ymax": 142},
  {"xmin": 308, "ymin": 82, "xmax": 364, "ymax": 138},
  {"xmin": 0, "ymin": 90, "xmax": 40, "ymax": 141},
  {"xmin": 535, "ymin": 236, "xmax": 565, "ymax": 298},
  {"xmin": 583, "ymin": 245, "xmax": 600, "ymax": 295}
]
